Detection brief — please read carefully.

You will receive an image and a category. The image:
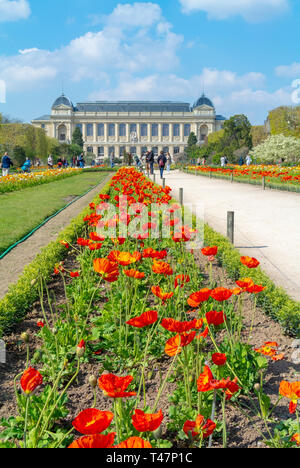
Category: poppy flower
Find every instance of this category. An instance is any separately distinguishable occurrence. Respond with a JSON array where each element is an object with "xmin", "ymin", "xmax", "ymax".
[
  {"xmin": 77, "ymin": 238, "xmax": 91, "ymax": 247},
  {"xmin": 183, "ymin": 415, "xmax": 216, "ymax": 439},
  {"xmin": 161, "ymin": 318, "xmax": 197, "ymax": 334},
  {"xmin": 151, "ymin": 286, "xmax": 174, "ymax": 303},
  {"xmin": 108, "ymin": 250, "xmax": 142, "ymax": 266},
  {"xmin": 279, "ymin": 381, "xmax": 300, "ymax": 414},
  {"xmin": 152, "ymin": 259, "xmax": 173, "ymax": 276},
  {"xmin": 37, "ymin": 321, "xmax": 45, "ymax": 328},
  {"xmin": 68, "ymin": 433, "xmax": 115, "ymax": 449},
  {"xmin": 240, "ymin": 256, "xmax": 260, "ymax": 269},
  {"xmin": 98, "ymin": 374, "xmax": 137, "ymax": 398},
  {"xmin": 60, "ymin": 240, "xmax": 69, "ymax": 249},
  {"xmin": 132, "ymin": 409, "xmax": 163, "ymax": 432},
  {"xmin": 126, "ymin": 310, "xmax": 158, "ymax": 328},
  {"xmin": 212, "ymin": 353, "xmax": 227, "ymax": 366},
  {"xmin": 187, "ymin": 289, "xmax": 211, "ymax": 308},
  {"xmin": 291, "ymin": 433, "xmax": 300, "ymax": 446},
  {"xmin": 197, "ymin": 326, "xmax": 209, "ymax": 340},
  {"xmin": 255, "ymin": 343, "xmax": 277, "ymax": 358},
  {"xmin": 201, "ymin": 246, "xmax": 218, "ymax": 257},
  {"xmin": 89, "ymin": 243, "xmax": 103, "ymax": 251},
  {"xmin": 236, "ymin": 278, "xmax": 254, "ymax": 289},
  {"xmin": 174, "ymin": 274, "xmax": 190, "ymax": 289},
  {"xmin": 197, "ymin": 366, "xmax": 214, "ymax": 392},
  {"xmin": 89, "ymin": 232, "xmax": 105, "ymax": 242},
  {"xmin": 205, "ymin": 310, "xmax": 226, "ymax": 326},
  {"xmin": 124, "ymin": 269, "xmax": 145, "ymax": 280},
  {"xmin": 72, "ymin": 409, "xmax": 114, "ymax": 435},
  {"xmin": 210, "ymin": 287, "xmax": 233, "ymax": 302},
  {"xmin": 114, "ymin": 437, "xmax": 152, "ymax": 448},
  {"xmin": 20, "ymin": 367, "xmax": 43, "ymax": 395},
  {"xmin": 246, "ymin": 284, "xmax": 266, "ymax": 294},
  {"xmin": 224, "ymin": 378, "xmax": 241, "ymax": 400},
  {"xmin": 165, "ymin": 332, "xmax": 196, "ymax": 357},
  {"xmin": 93, "ymin": 258, "xmax": 119, "ymax": 283},
  {"xmin": 70, "ymin": 271, "xmax": 80, "ymax": 278}
]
